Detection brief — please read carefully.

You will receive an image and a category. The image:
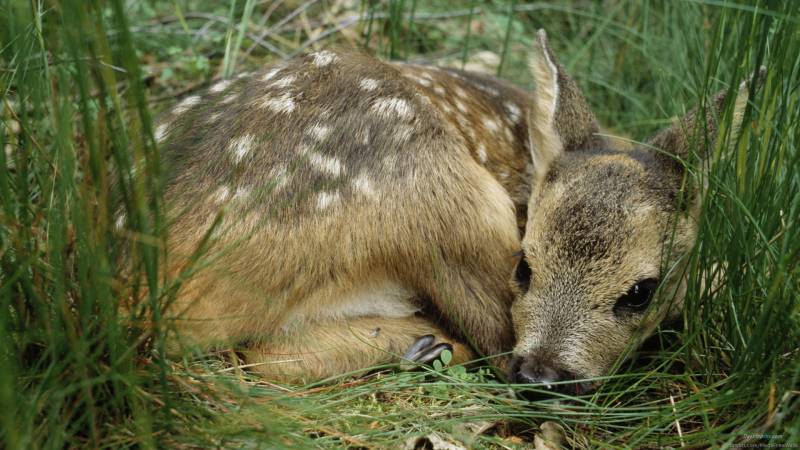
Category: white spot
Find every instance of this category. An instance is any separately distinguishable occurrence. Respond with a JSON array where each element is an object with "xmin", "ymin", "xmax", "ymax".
[
  {"xmin": 213, "ymin": 186, "xmax": 231, "ymax": 204},
  {"xmin": 312, "ymin": 50, "xmax": 337, "ymax": 67},
  {"xmin": 357, "ymin": 128, "xmax": 371, "ymax": 145},
  {"xmin": 234, "ymin": 186, "xmax": 250, "ymax": 200},
  {"xmin": 505, "ymin": 127, "xmax": 514, "ymax": 141},
  {"xmin": 415, "ymin": 93, "xmax": 432, "ymax": 105},
  {"xmin": 262, "ymin": 93, "xmax": 296, "ymax": 114},
  {"xmin": 262, "ymin": 68, "xmax": 281, "ymax": 82},
  {"xmin": 372, "ymin": 97, "xmax": 413, "ymax": 120},
  {"xmin": 206, "ymin": 112, "xmax": 222, "ymax": 123},
  {"xmin": 485, "ymin": 118, "xmax": 501, "ymax": 133},
  {"xmin": 210, "ymin": 79, "xmax": 232, "ymax": 93},
  {"xmin": 433, "ymin": 85, "xmax": 446, "ymax": 96},
  {"xmin": 504, "ymin": 102, "xmax": 522, "ymax": 123},
  {"xmin": 235, "ymin": 71, "xmax": 251, "ymax": 79},
  {"xmin": 230, "ymin": 134, "xmax": 255, "ymax": 163},
  {"xmin": 307, "ymin": 124, "xmax": 331, "ymax": 141},
  {"xmin": 316, "ymin": 191, "xmax": 340, "ymax": 209},
  {"xmin": 180, "ymin": 95, "xmax": 201, "ymax": 107},
  {"xmin": 154, "ymin": 123, "xmax": 168, "ymax": 142},
  {"xmin": 174, "ymin": 95, "xmax": 200, "ymax": 115},
  {"xmin": 440, "ymin": 103, "xmax": 453, "ymax": 115},
  {"xmin": 405, "ymin": 73, "xmax": 431, "ymax": 87},
  {"xmin": 455, "ymin": 100, "xmax": 468, "ymax": 114},
  {"xmin": 269, "ymin": 75, "xmax": 296, "ymax": 89},
  {"xmin": 360, "ymin": 78, "xmax": 379, "ymax": 91},
  {"xmin": 222, "ymin": 93, "xmax": 237, "ymax": 104},
  {"xmin": 454, "ymin": 86, "xmax": 467, "ymax": 98},
  {"xmin": 269, "ymin": 165, "xmax": 289, "ymax": 192},
  {"xmin": 353, "ymin": 174, "xmax": 377, "ymax": 198},
  {"xmin": 477, "ymin": 144, "xmax": 488, "ymax": 163},
  {"xmin": 308, "ymin": 152, "xmax": 343, "ymax": 176},
  {"xmin": 474, "ymin": 83, "xmax": 500, "ymax": 97}
]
